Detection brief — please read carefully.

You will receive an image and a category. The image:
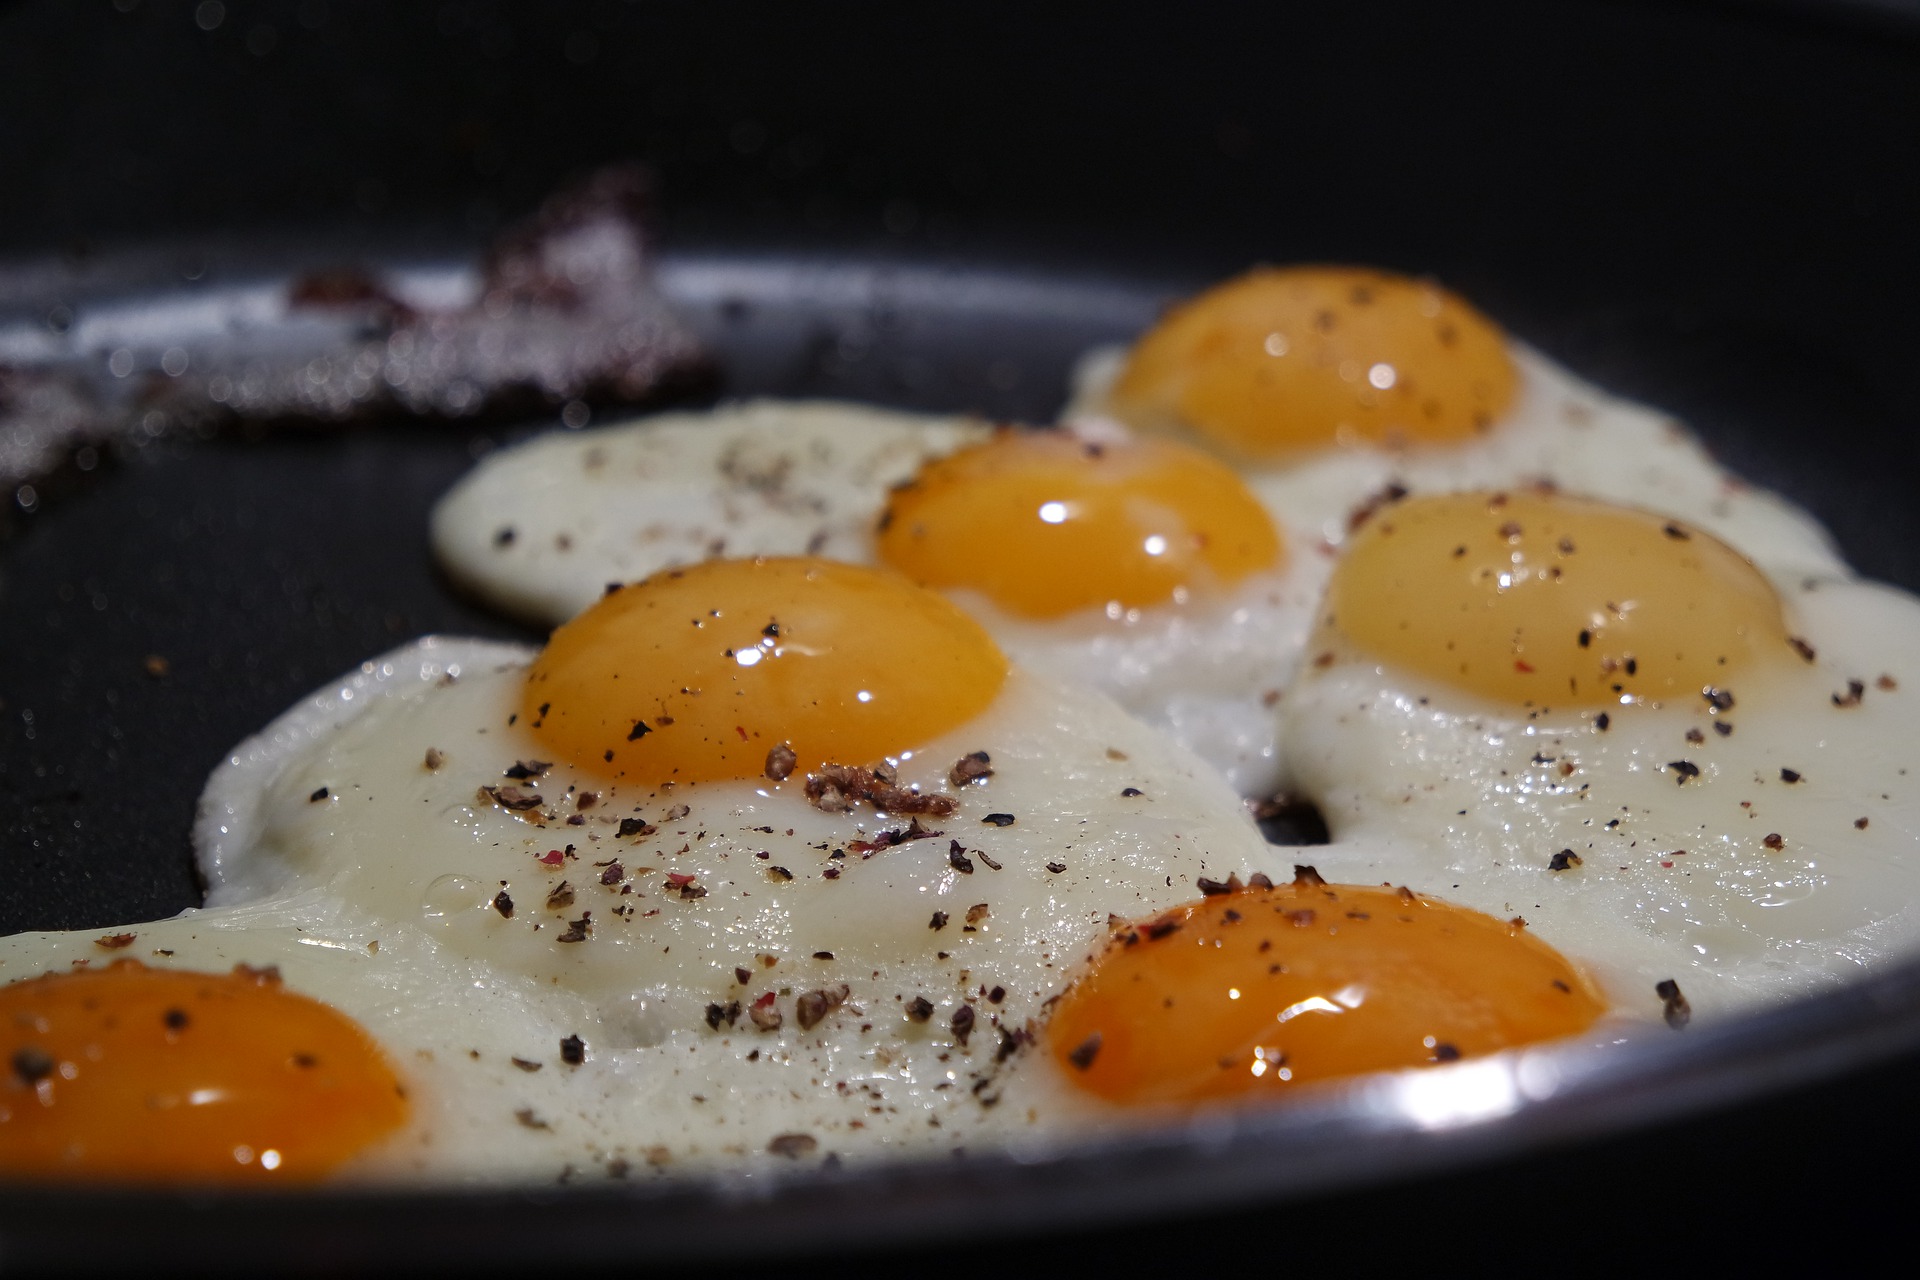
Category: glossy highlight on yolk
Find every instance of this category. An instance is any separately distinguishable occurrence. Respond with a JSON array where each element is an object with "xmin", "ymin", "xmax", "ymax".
[
  {"xmin": 526, "ymin": 557, "xmax": 1009, "ymax": 784},
  {"xmin": 1049, "ymin": 877, "xmax": 1604, "ymax": 1106},
  {"xmin": 1326, "ymin": 490, "xmax": 1792, "ymax": 708},
  {"xmin": 0, "ymin": 960, "xmax": 407, "ymax": 1184},
  {"xmin": 875, "ymin": 431, "xmax": 1283, "ymax": 618},
  {"xmin": 1109, "ymin": 266, "xmax": 1518, "ymax": 461}
]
